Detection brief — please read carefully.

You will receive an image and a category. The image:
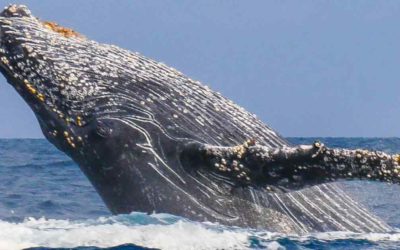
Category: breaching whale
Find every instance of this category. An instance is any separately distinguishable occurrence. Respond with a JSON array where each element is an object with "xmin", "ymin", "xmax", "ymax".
[{"xmin": 0, "ymin": 5, "xmax": 397, "ymax": 233}]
